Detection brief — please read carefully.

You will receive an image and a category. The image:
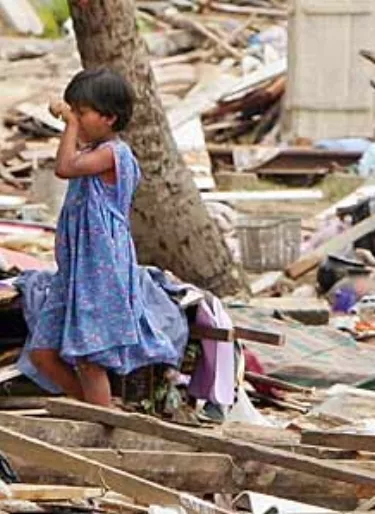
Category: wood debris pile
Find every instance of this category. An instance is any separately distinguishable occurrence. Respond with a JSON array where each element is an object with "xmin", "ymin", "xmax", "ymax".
[
  {"xmin": 140, "ymin": 0, "xmax": 288, "ymax": 147},
  {"xmin": 1, "ymin": 396, "xmax": 375, "ymax": 514},
  {"xmin": 2, "ymin": 8, "xmax": 375, "ymax": 514}
]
